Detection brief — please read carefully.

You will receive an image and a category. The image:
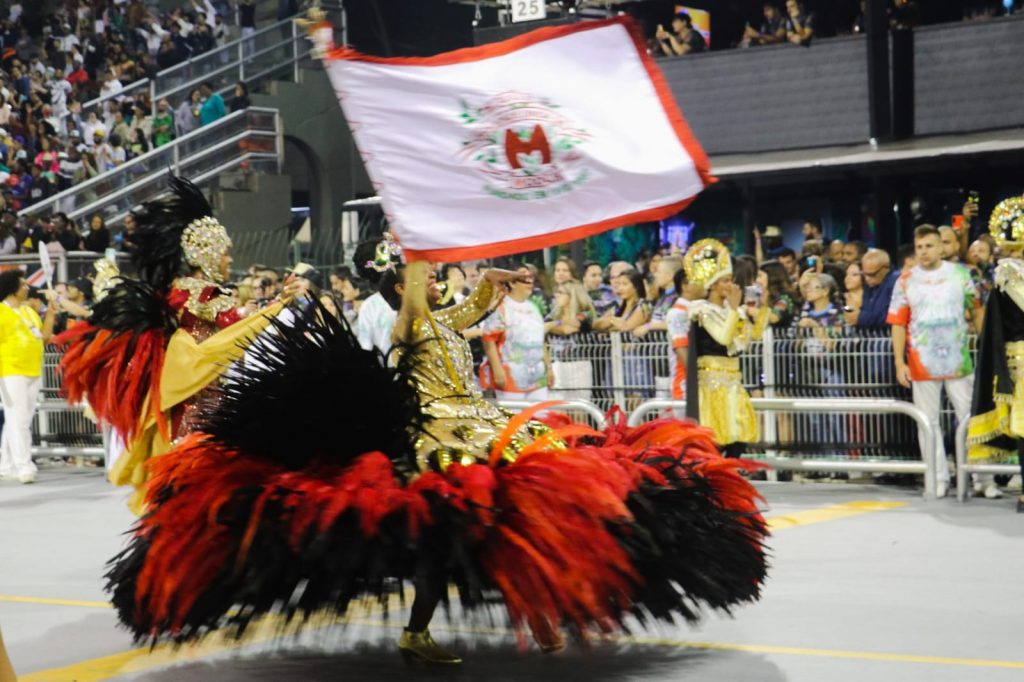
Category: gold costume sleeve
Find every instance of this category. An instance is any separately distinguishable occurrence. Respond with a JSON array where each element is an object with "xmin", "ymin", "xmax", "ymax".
[
  {"xmin": 433, "ymin": 278, "xmax": 496, "ymax": 332},
  {"xmin": 696, "ymin": 305, "xmax": 741, "ymax": 348}
]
